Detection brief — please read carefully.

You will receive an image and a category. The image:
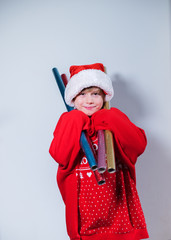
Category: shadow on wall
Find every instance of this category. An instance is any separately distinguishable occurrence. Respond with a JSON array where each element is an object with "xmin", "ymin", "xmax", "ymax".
[
  {"xmin": 140, "ymin": 135, "xmax": 171, "ymax": 239},
  {"xmin": 110, "ymin": 74, "xmax": 145, "ymax": 122},
  {"xmin": 110, "ymin": 74, "xmax": 171, "ymax": 239}
]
